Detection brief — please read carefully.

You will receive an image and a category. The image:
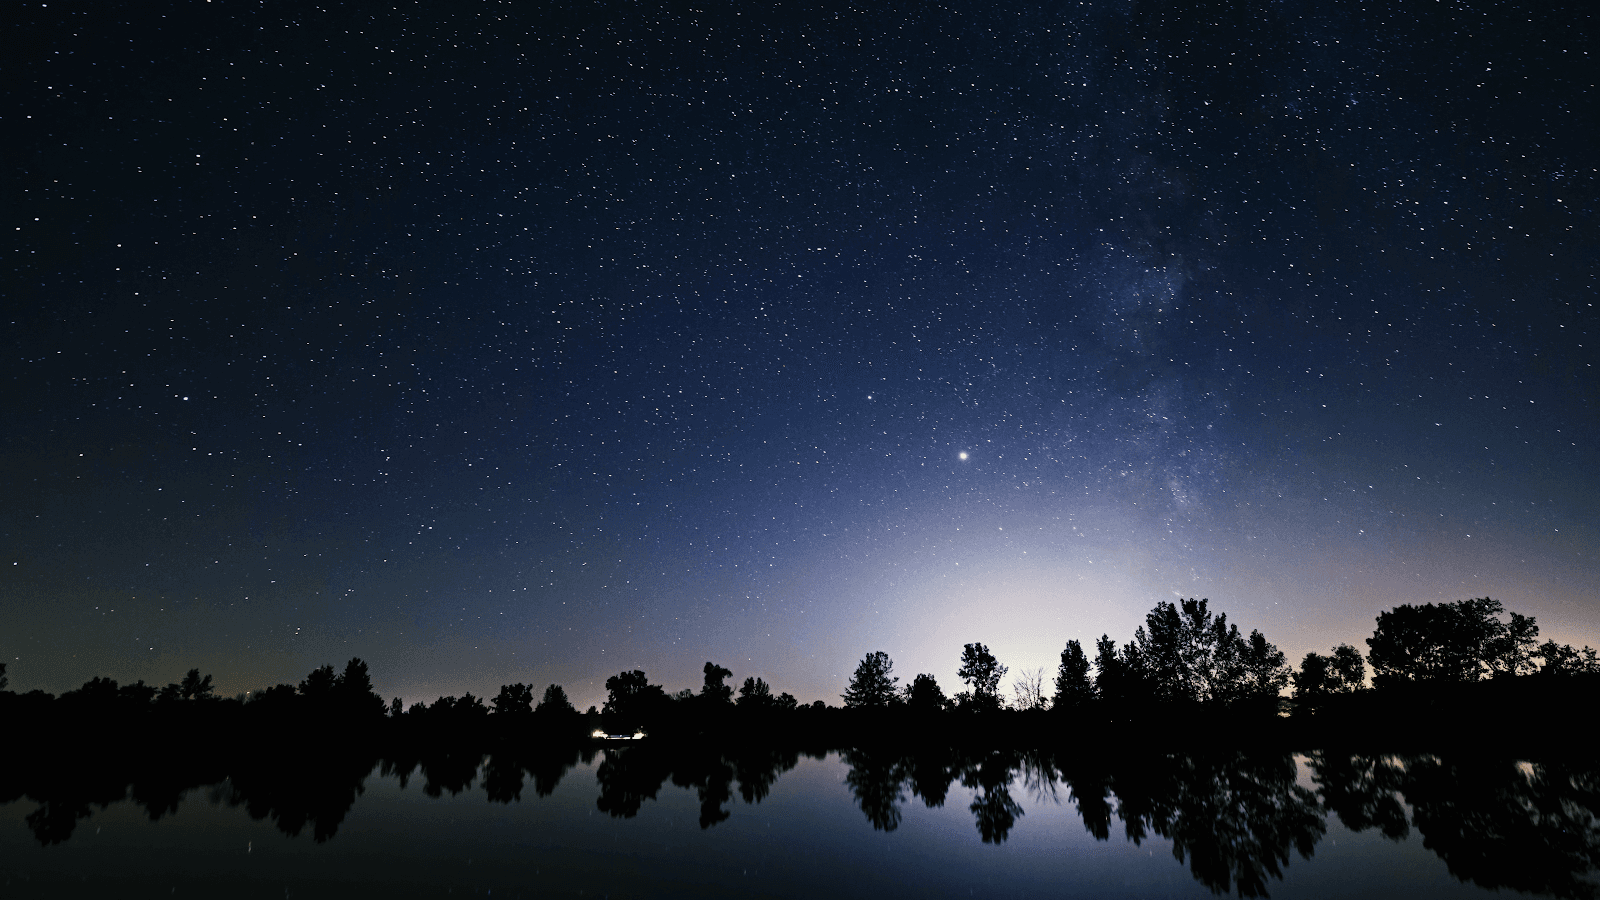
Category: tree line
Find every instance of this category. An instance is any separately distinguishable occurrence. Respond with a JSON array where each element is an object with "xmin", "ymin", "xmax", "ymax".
[
  {"xmin": 3, "ymin": 594, "xmax": 1595, "ymax": 742},
  {"xmin": 832, "ymin": 595, "xmax": 1598, "ymax": 718}
]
